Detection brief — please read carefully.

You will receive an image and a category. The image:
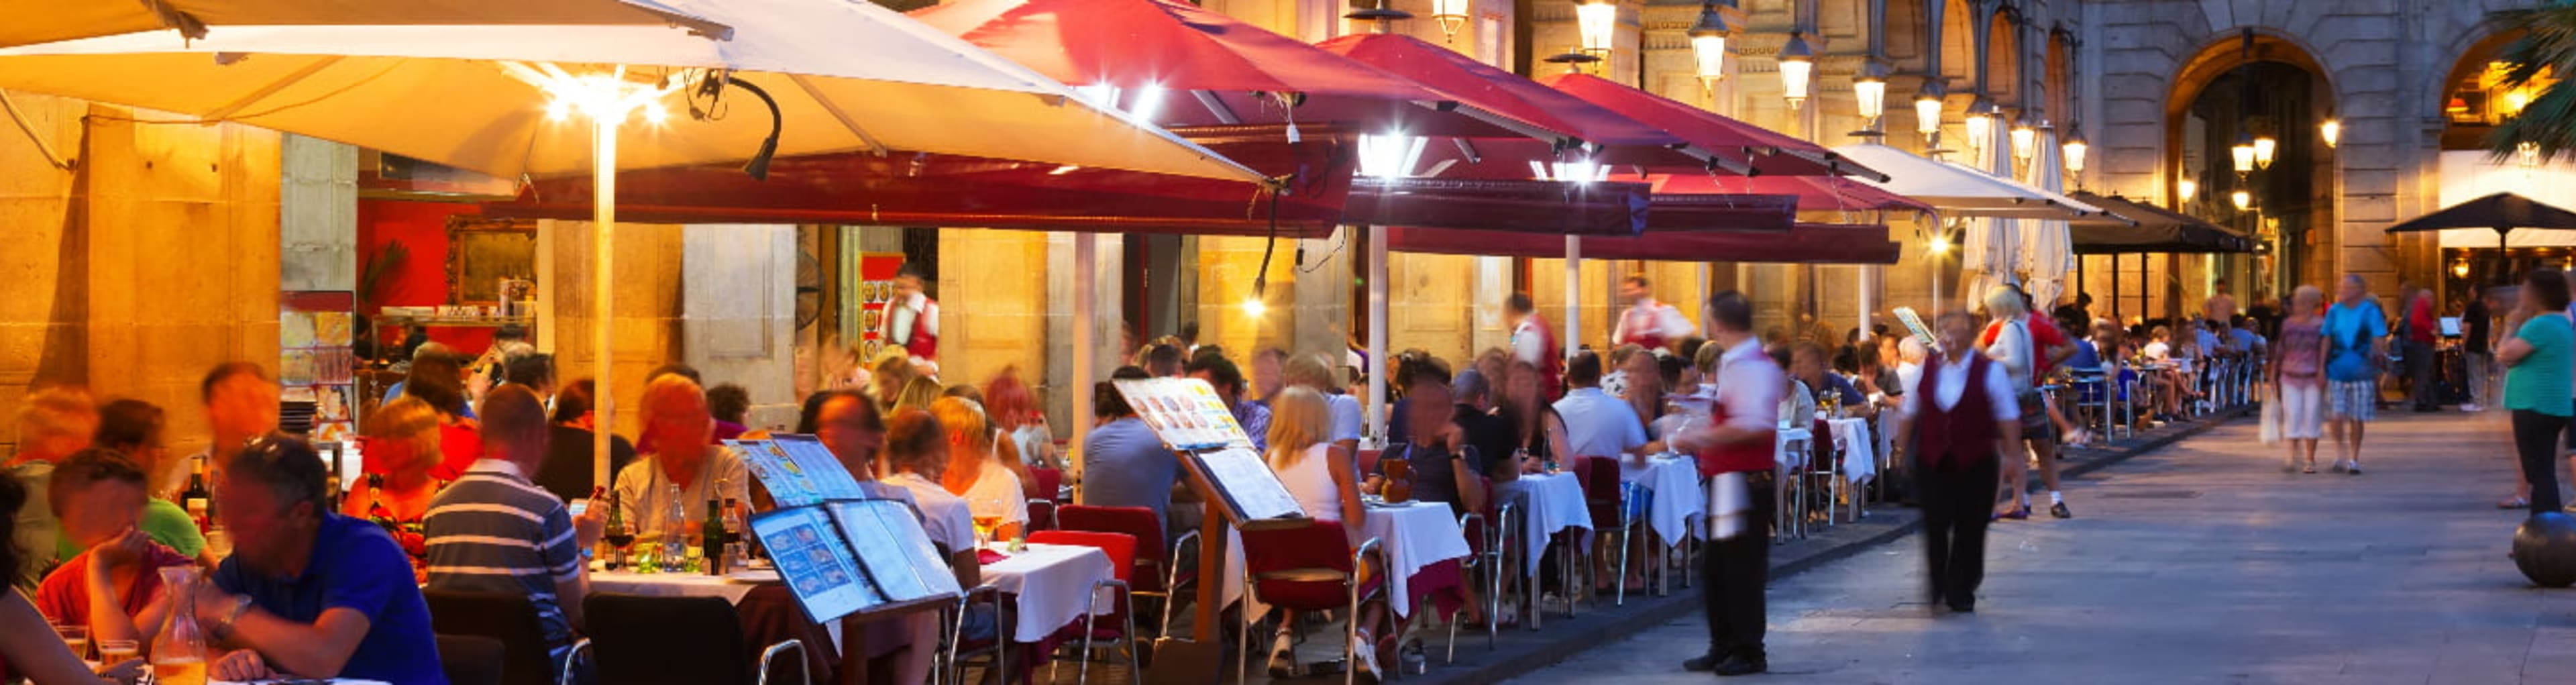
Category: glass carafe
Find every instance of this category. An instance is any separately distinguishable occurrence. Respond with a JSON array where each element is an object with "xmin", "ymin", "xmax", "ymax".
[{"xmin": 150, "ymin": 566, "xmax": 209, "ymax": 685}]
